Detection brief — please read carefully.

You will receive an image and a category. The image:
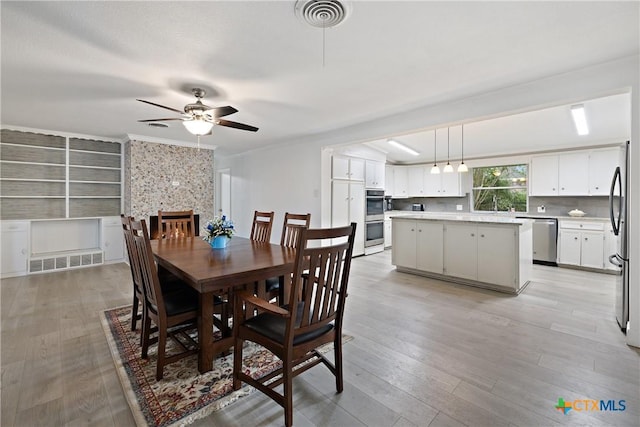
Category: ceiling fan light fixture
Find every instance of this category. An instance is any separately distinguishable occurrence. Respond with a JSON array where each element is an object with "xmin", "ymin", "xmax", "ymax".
[{"xmin": 183, "ymin": 118, "xmax": 213, "ymax": 136}]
